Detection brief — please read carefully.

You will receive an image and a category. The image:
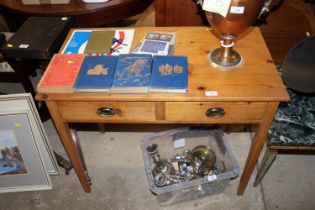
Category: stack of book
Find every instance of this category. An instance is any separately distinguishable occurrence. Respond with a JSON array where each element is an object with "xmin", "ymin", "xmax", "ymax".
[
  {"xmin": 74, "ymin": 55, "xmax": 118, "ymax": 93},
  {"xmin": 37, "ymin": 54, "xmax": 85, "ymax": 93},
  {"xmin": 37, "ymin": 54, "xmax": 188, "ymax": 94},
  {"xmin": 37, "ymin": 27, "xmax": 187, "ymax": 94},
  {"xmin": 150, "ymin": 55, "xmax": 188, "ymax": 93},
  {"xmin": 111, "ymin": 54, "xmax": 153, "ymax": 94}
]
